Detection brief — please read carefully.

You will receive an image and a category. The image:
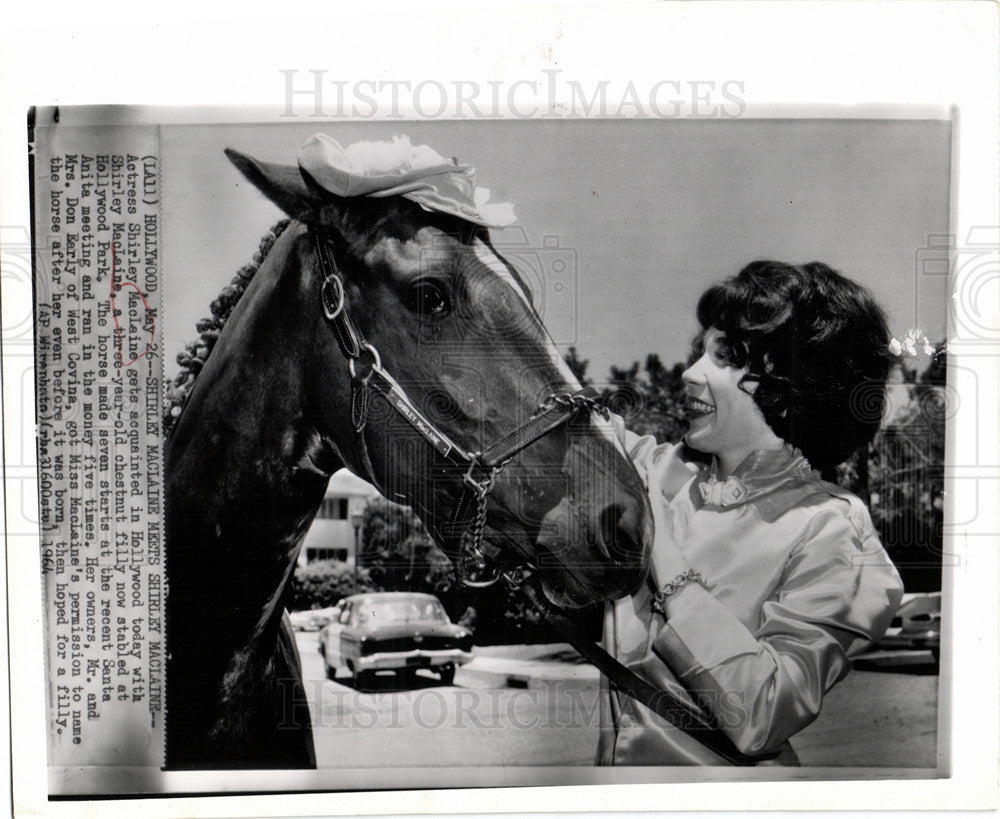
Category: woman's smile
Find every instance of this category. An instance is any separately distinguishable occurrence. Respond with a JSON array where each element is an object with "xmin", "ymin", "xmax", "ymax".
[
  {"xmin": 681, "ymin": 327, "xmax": 784, "ymax": 475},
  {"xmin": 685, "ymin": 396, "xmax": 716, "ymax": 419}
]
